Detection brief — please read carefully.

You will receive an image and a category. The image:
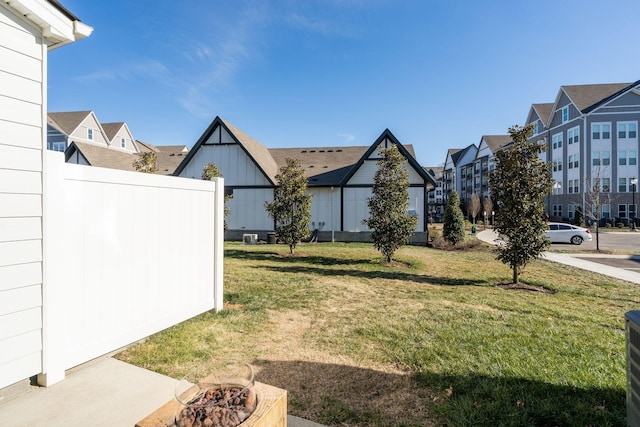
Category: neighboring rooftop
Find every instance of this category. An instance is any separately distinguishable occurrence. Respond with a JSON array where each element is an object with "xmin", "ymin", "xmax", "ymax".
[
  {"xmin": 482, "ymin": 135, "xmax": 512, "ymax": 152},
  {"xmin": 48, "ymin": 110, "xmax": 93, "ymax": 135},
  {"xmin": 562, "ymin": 82, "xmax": 632, "ymax": 112}
]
